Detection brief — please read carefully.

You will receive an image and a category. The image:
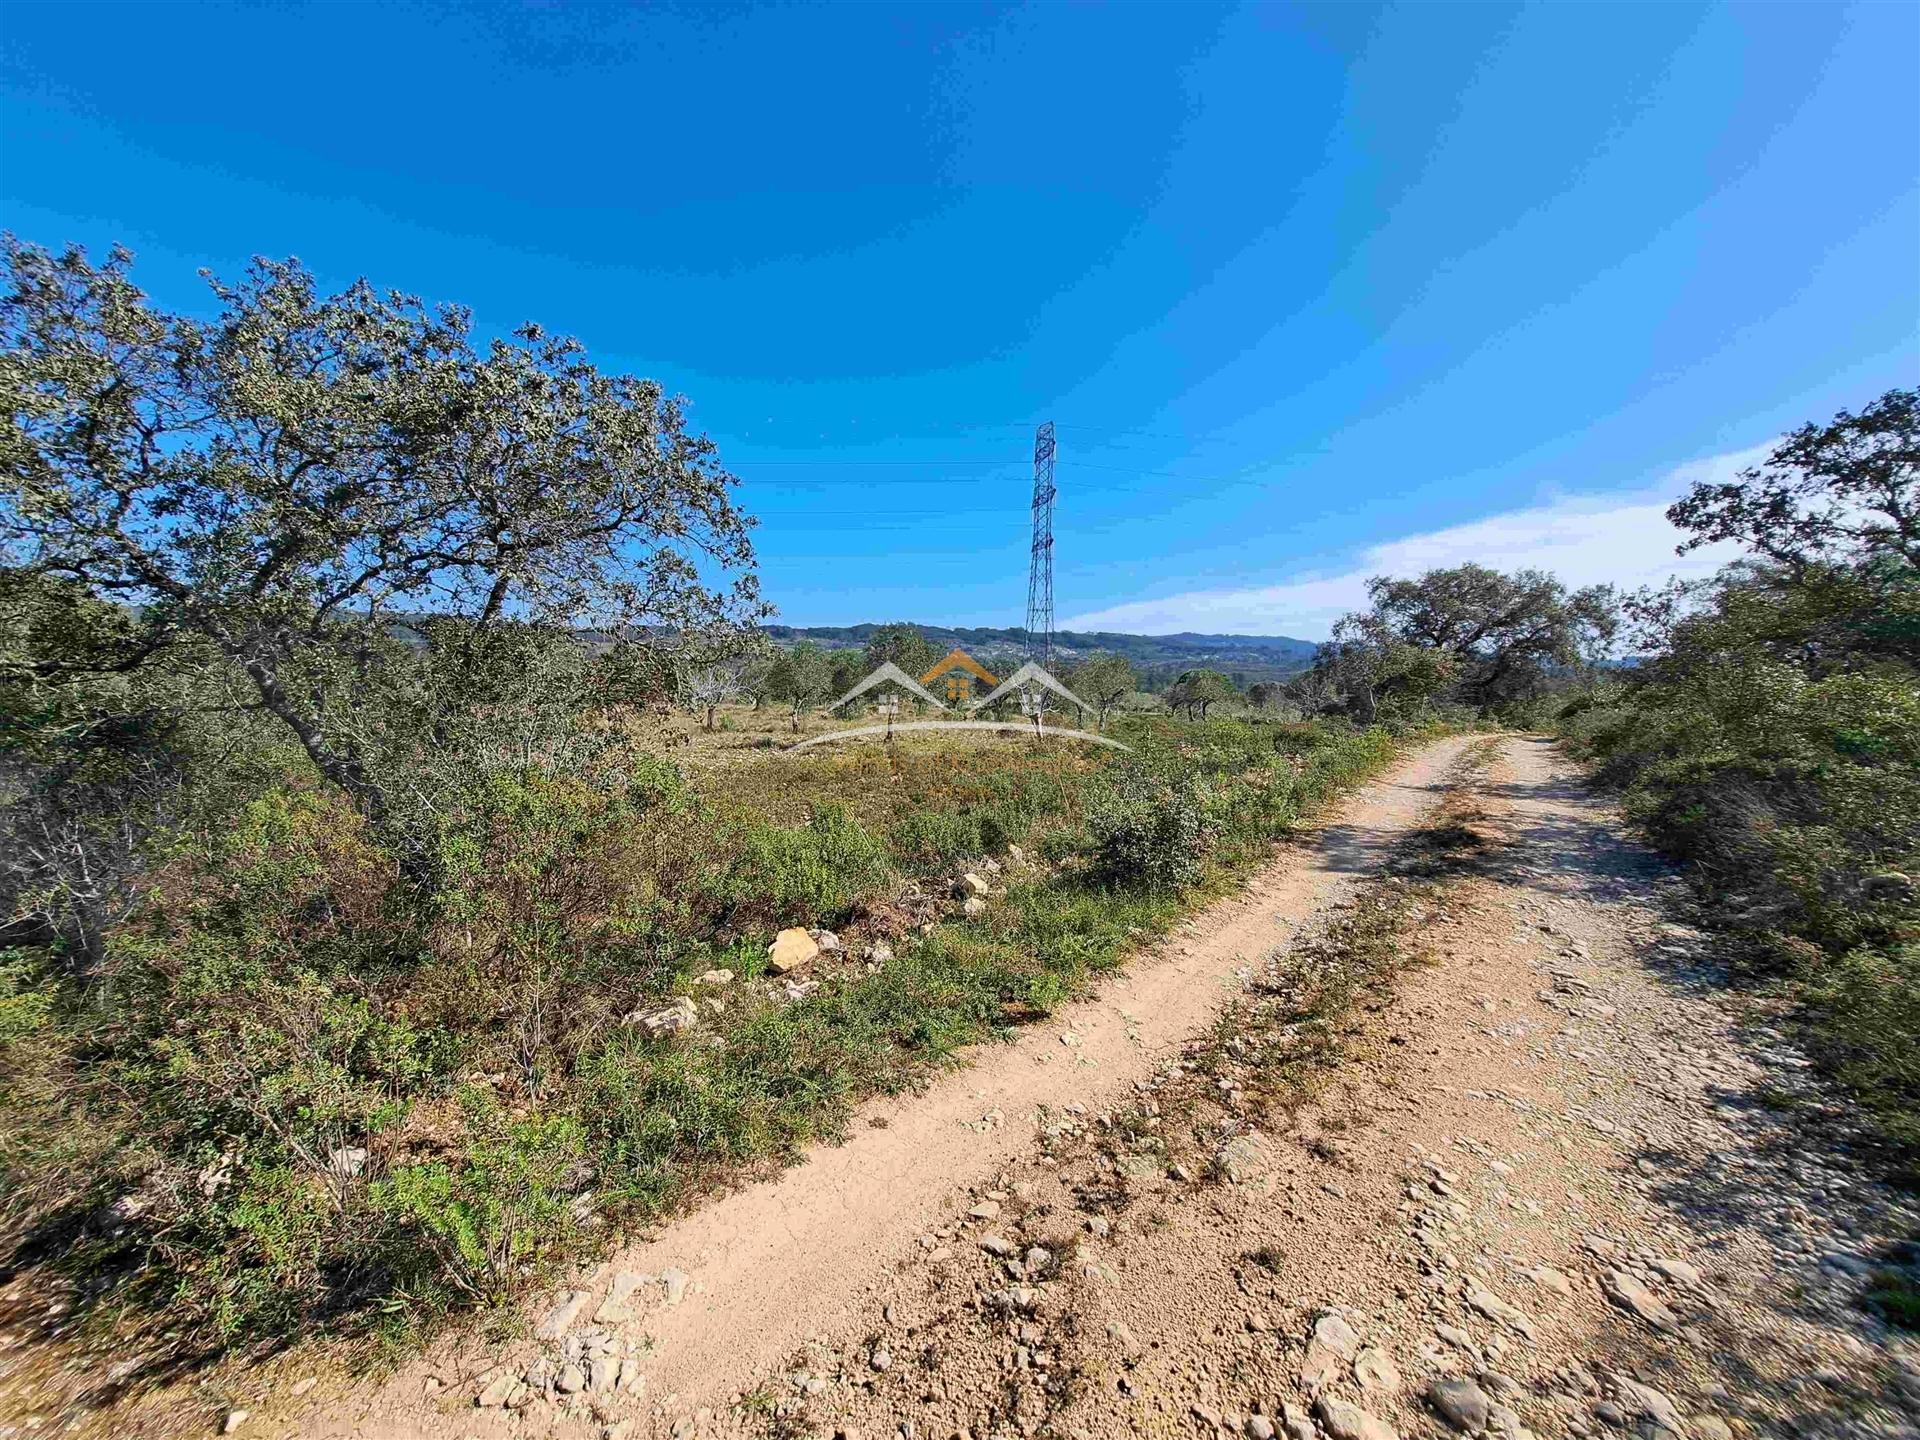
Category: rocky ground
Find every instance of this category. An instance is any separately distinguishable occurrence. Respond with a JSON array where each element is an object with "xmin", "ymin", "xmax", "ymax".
[
  {"xmin": 627, "ymin": 735, "xmax": 1920, "ymax": 1439},
  {"xmin": 20, "ymin": 735, "xmax": 1918, "ymax": 1440}
]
